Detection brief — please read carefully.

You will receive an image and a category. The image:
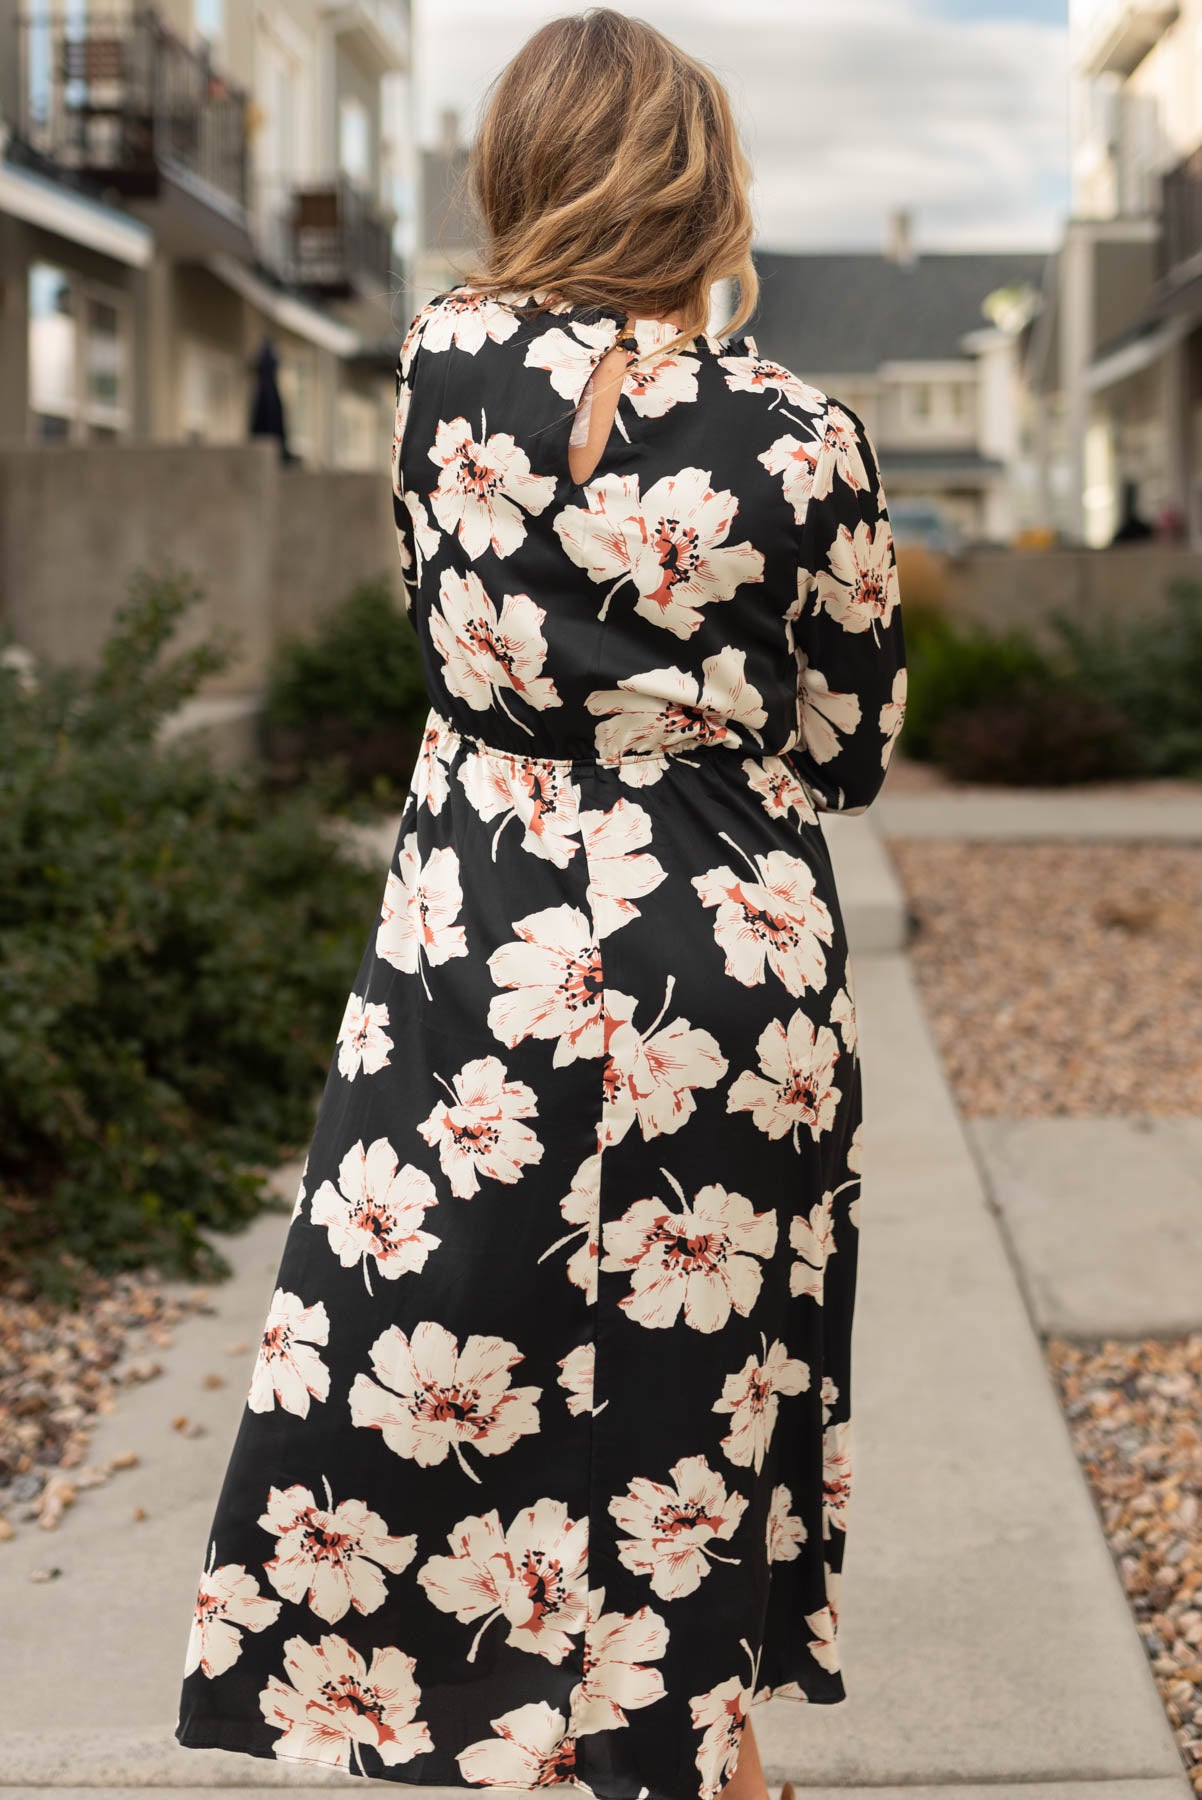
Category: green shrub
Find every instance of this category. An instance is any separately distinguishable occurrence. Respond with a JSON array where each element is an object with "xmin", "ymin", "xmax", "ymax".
[
  {"xmin": 930, "ymin": 679, "xmax": 1134, "ymax": 785},
  {"xmin": 1048, "ymin": 579, "xmax": 1202, "ymax": 778},
  {"xmin": 0, "ymin": 572, "xmax": 381, "ymax": 1300},
  {"xmin": 901, "ymin": 610, "xmax": 1059, "ymax": 763},
  {"xmin": 264, "ymin": 578, "xmax": 429, "ymax": 806}
]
